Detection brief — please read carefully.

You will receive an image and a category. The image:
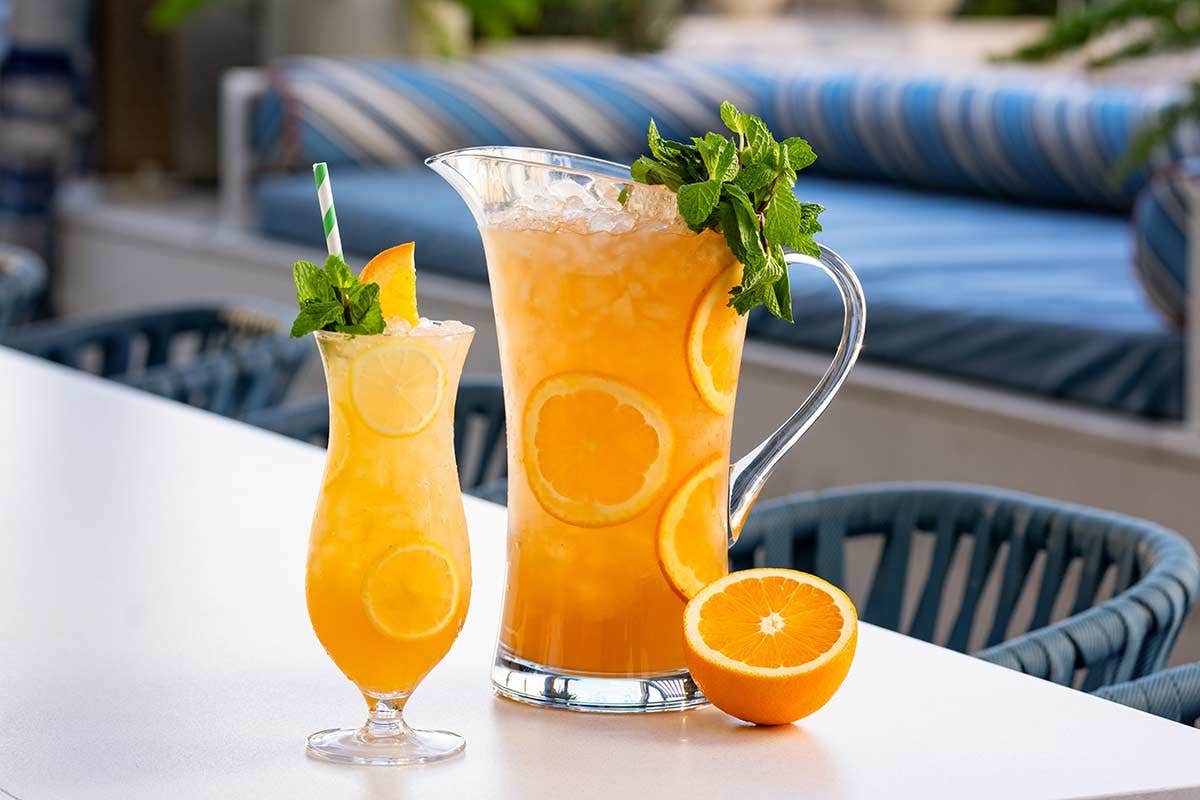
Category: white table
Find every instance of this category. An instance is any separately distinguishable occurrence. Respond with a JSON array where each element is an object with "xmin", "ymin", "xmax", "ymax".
[{"xmin": 2, "ymin": 349, "xmax": 1199, "ymax": 800}]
